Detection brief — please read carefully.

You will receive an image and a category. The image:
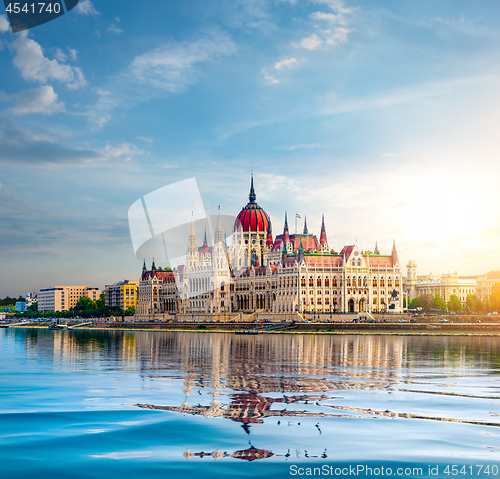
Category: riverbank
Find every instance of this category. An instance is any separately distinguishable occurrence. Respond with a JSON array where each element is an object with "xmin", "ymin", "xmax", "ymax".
[{"xmin": 7, "ymin": 320, "xmax": 500, "ymax": 336}]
